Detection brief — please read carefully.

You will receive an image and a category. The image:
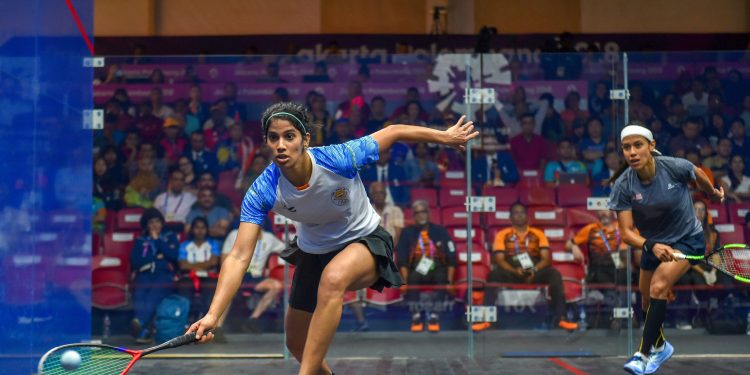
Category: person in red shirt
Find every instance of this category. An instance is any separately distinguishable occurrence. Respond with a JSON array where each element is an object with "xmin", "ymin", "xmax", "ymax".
[{"xmin": 510, "ymin": 113, "xmax": 547, "ymax": 172}]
